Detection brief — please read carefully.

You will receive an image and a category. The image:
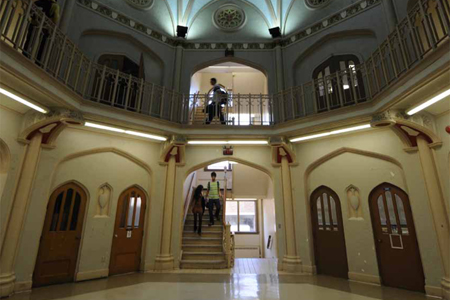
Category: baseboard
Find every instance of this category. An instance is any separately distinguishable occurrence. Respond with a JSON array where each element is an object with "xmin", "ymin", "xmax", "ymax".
[
  {"xmin": 75, "ymin": 269, "xmax": 109, "ymax": 282},
  {"xmin": 425, "ymin": 285, "xmax": 442, "ymax": 298},
  {"xmin": 348, "ymin": 272, "xmax": 381, "ymax": 286},
  {"xmin": 302, "ymin": 264, "xmax": 316, "ymax": 275},
  {"xmin": 14, "ymin": 281, "xmax": 32, "ymax": 293}
]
